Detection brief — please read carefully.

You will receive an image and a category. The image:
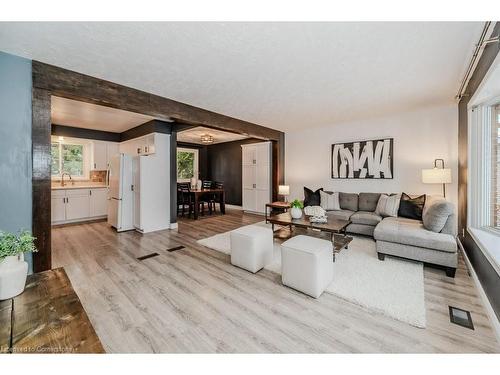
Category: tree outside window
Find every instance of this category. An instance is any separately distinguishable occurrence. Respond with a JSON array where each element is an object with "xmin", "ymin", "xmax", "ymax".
[
  {"xmin": 177, "ymin": 148, "xmax": 199, "ymax": 182},
  {"xmin": 51, "ymin": 142, "xmax": 85, "ymax": 177}
]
